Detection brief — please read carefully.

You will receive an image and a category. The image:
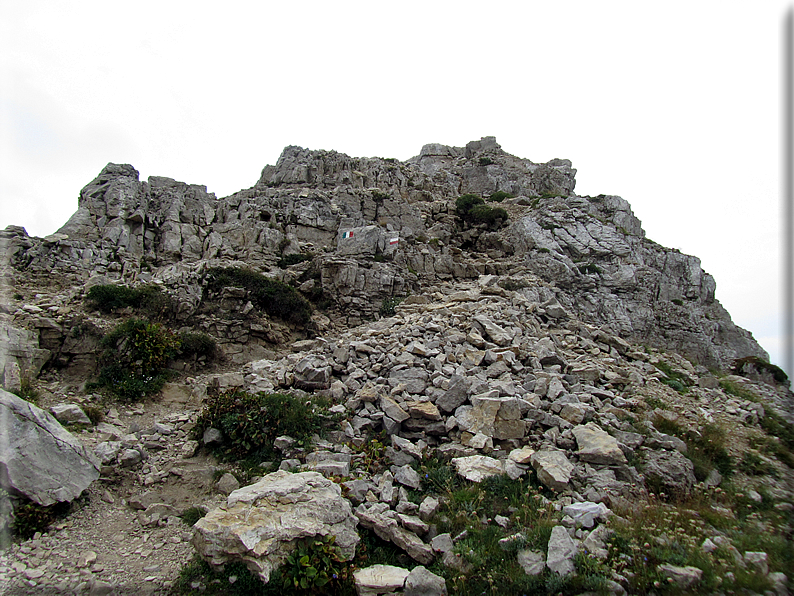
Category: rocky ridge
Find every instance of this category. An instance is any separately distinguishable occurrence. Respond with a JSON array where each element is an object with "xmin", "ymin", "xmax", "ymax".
[{"xmin": 0, "ymin": 138, "xmax": 791, "ymax": 595}]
